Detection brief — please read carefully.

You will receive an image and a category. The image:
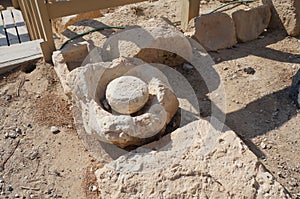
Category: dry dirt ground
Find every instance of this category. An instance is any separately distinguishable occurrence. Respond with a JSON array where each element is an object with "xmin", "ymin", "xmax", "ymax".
[{"xmin": 0, "ymin": 0, "xmax": 300, "ymax": 198}]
